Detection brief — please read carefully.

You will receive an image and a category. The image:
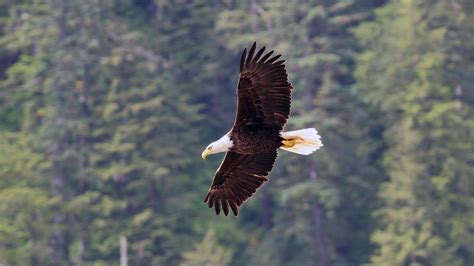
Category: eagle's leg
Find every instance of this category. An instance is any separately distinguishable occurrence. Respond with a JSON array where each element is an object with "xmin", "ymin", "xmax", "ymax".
[{"xmin": 281, "ymin": 138, "xmax": 304, "ymax": 148}]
